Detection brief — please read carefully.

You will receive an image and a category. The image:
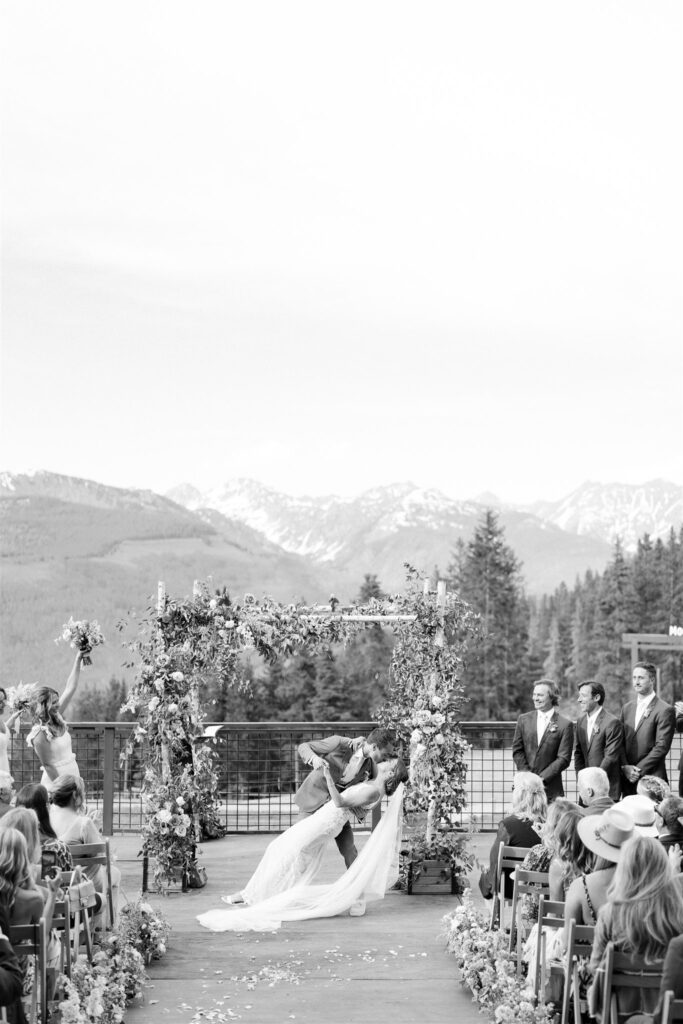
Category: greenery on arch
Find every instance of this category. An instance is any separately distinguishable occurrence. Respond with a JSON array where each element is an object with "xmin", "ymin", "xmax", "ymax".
[{"xmin": 121, "ymin": 568, "xmax": 482, "ymax": 890}]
